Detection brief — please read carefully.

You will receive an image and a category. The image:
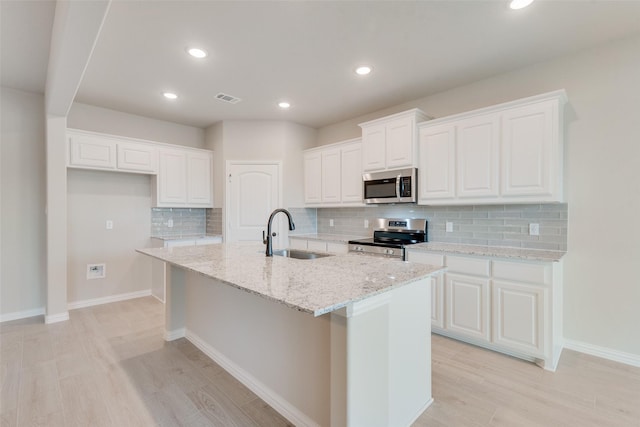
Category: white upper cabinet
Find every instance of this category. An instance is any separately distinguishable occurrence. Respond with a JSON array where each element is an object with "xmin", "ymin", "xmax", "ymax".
[
  {"xmin": 359, "ymin": 109, "xmax": 429, "ymax": 172},
  {"xmin": 187, "ymin": 151, "xmax": 213, "ymax": 205},
  {"xmin": 68, "ymin": 132, "xmax": 117, "ymax": 170},
  {"xmin": 154, "ymin": 148, "xmax": 213, "ymax": 208},
  {"xmin": 418, "ymin": 123, "xmax": 456, "ymax": 200},
  {"xmin": 304, "ymin": 151, "xmax": 322, "ymax": 204},
  {"xmin": 456, "ymin": 114, "xmax": 500, "ymax": 199},
  {"xmin": 321, "ymin": 148, "xmax": 342, "ymax": 203},
  {"xmin": 501, "ymin": 99, "xmax": 560, "ymax": 201},
  {"xmin": 340, "ymin": 142, "xmax": 363, "ymax": 203},
  {"xmin": 303, "ymin": 138, "xmax": 363, "ymax": 207},
  {"xmin": 117, "ymin": 141, "xmax": 157, "ymax": 173},
  {"xmin": 418, "ymin": 90, "xmax": 567, "ymax": 205}
]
